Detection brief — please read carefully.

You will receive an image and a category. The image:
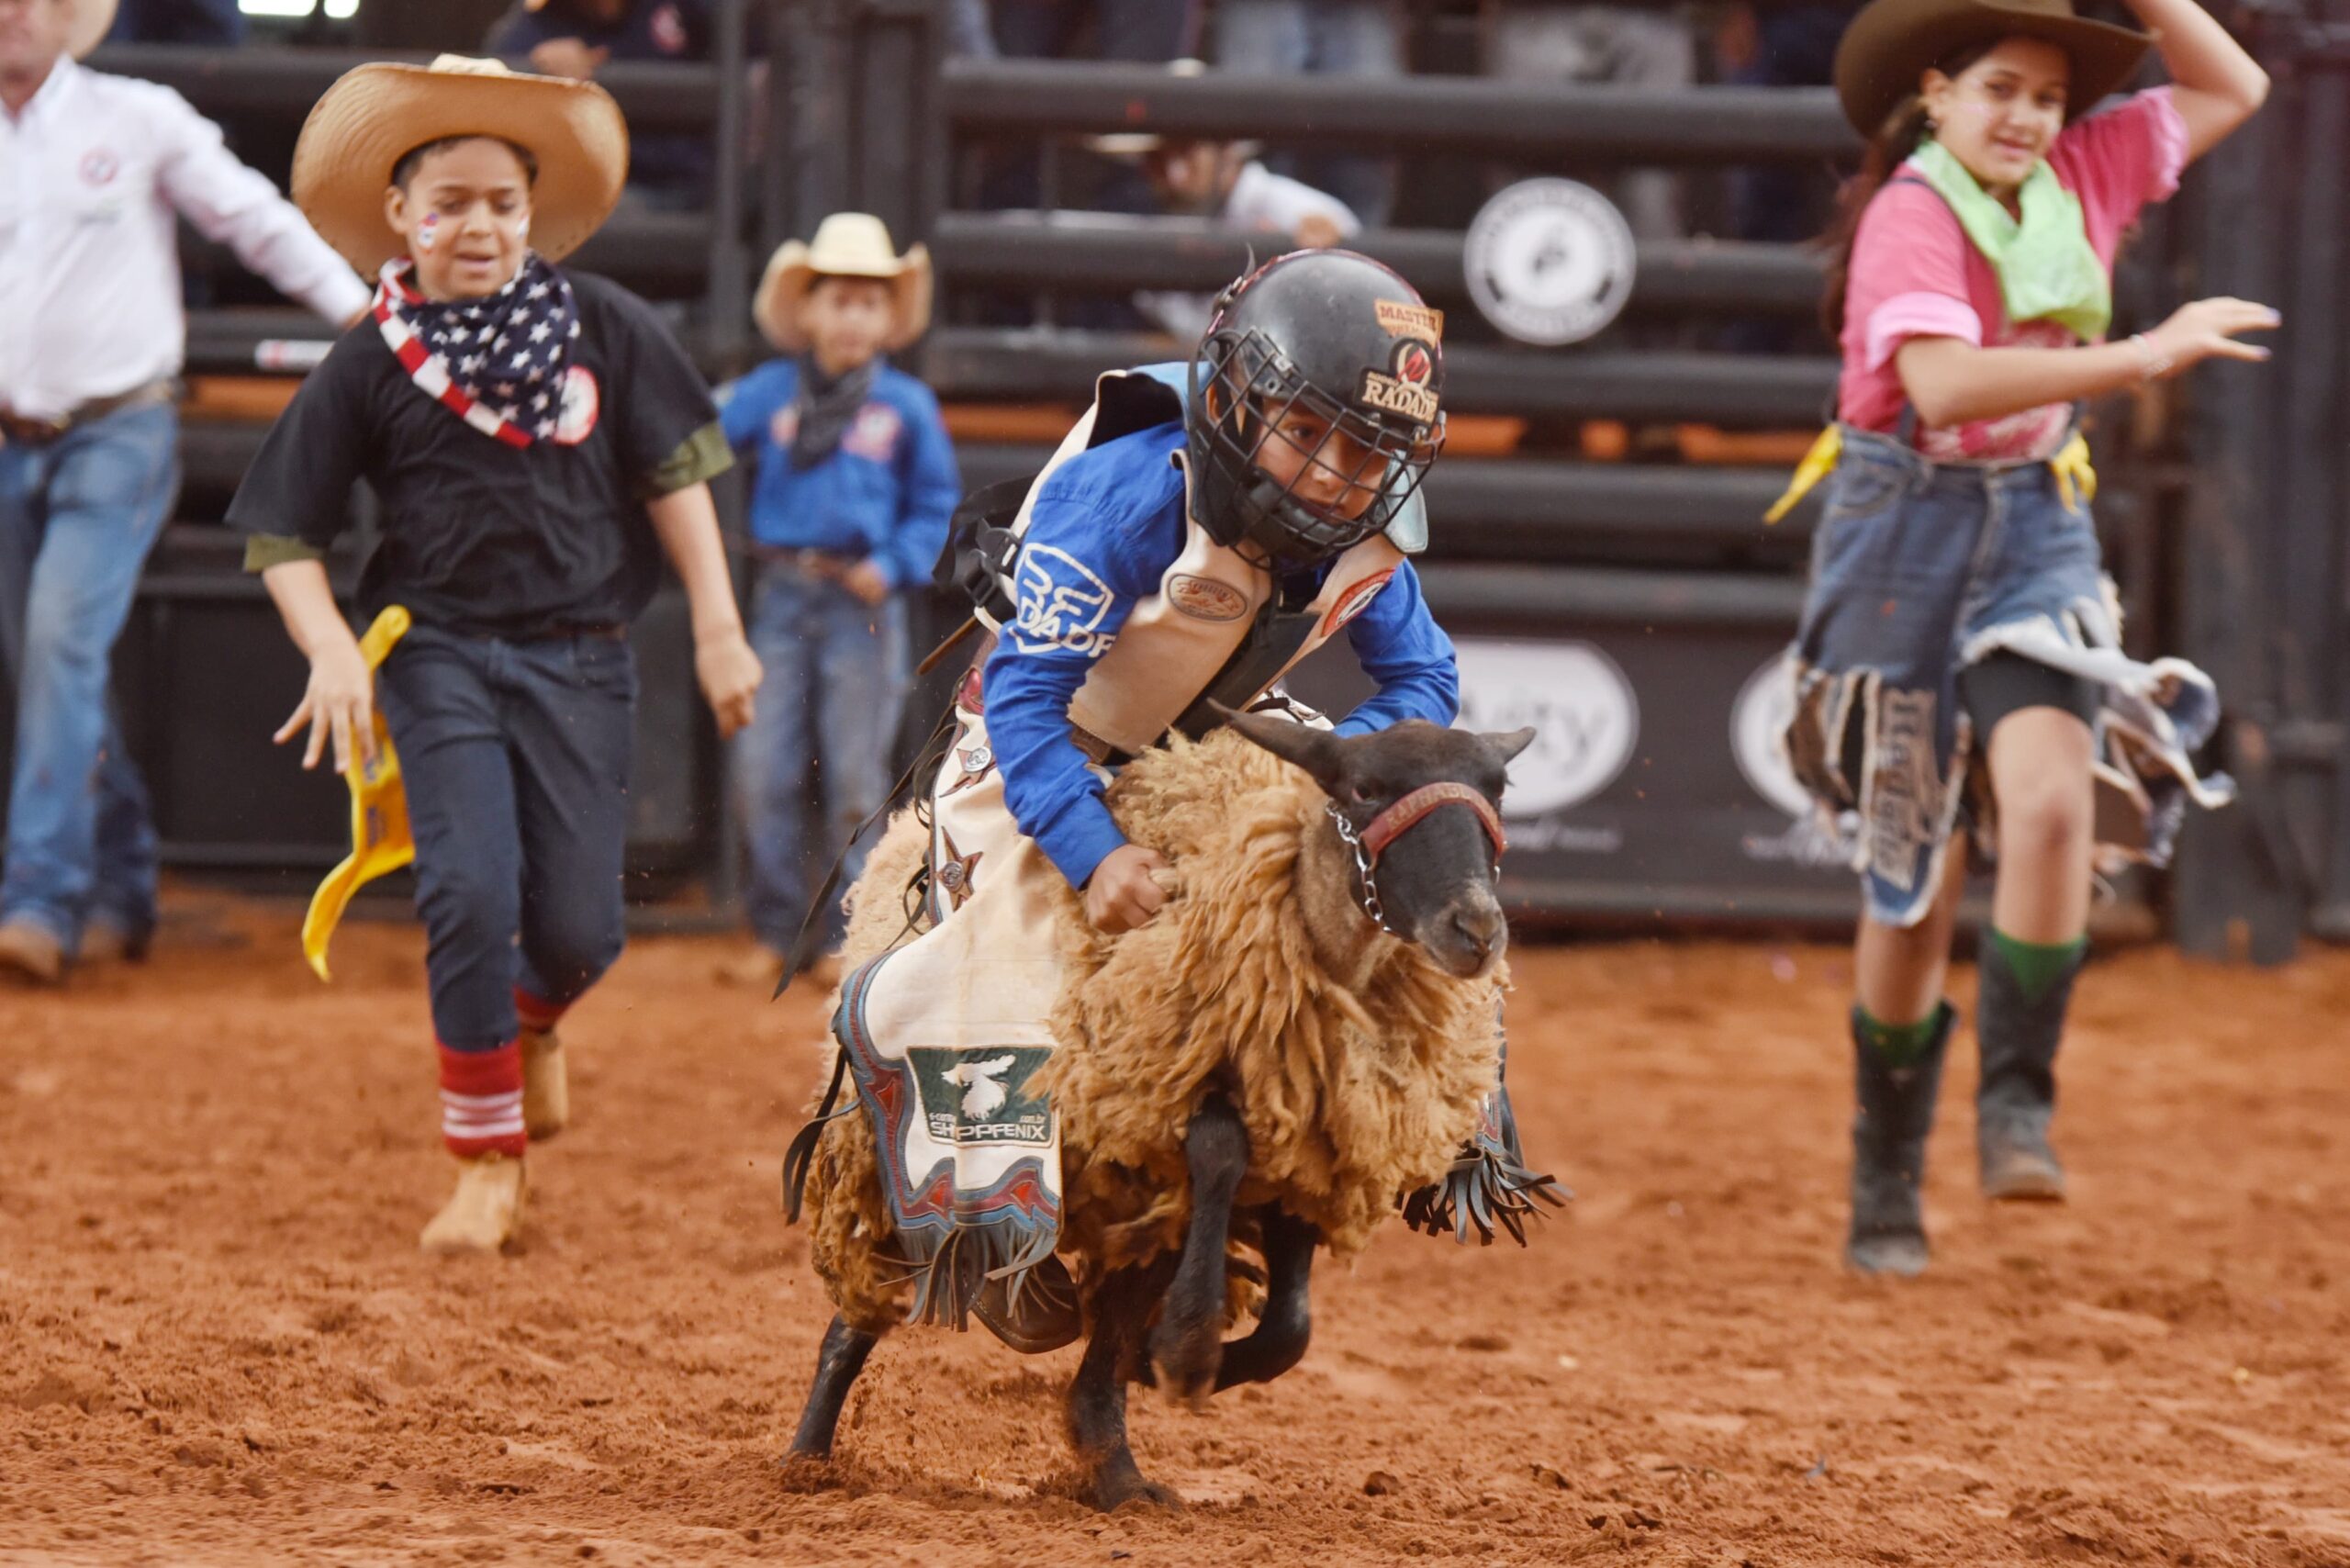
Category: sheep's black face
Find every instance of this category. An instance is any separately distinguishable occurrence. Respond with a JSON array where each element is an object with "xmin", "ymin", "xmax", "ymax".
[{"xmin": 1221, "ymin": 711, "xmax": 1536, "ymax": 980}]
